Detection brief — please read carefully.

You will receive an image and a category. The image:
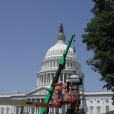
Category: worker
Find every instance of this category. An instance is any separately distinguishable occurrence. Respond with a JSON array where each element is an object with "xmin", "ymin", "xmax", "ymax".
[
  {"xmin": 65, "ymin": 79, "xmax": 69, "ymax": 93},
  {"xmin": 54, "ymin": 81, "xmax": 63, "ymax": 101}
]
